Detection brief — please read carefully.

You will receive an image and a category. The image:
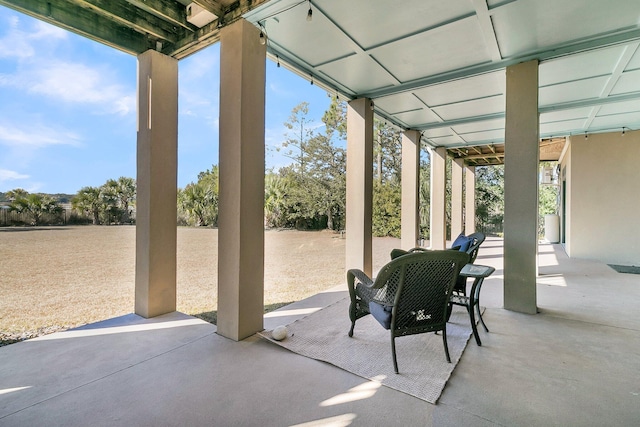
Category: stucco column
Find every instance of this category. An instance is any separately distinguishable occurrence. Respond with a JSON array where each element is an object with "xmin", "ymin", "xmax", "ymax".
[
  {"xmin": 217, "ymin": 19, "xmax": 266, "ymax": 341},
  {"xmin": 429, "ymin": 147, "xmax": 447, "ymax": 249},
  {"xmin": 135, "ymin": 50, "xmax": 178, "ymax": 318},
  {"xmin": 504, "ymin": 59, "xmax": 539, "ymax": 314},
  {"xmin": 346, "ymin": 98, "xmax": 373, "ymax": 276},
  {"xmin": 401, "ymin": 130, "xmax": 421, "ymax": 249},
  {"xmin": 464, "ymin": 164, "xmax": 476, "ymax": 234},
  {"xmin": 451, "ymin": 158, "xmax": 464, "ymax": 238}
]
